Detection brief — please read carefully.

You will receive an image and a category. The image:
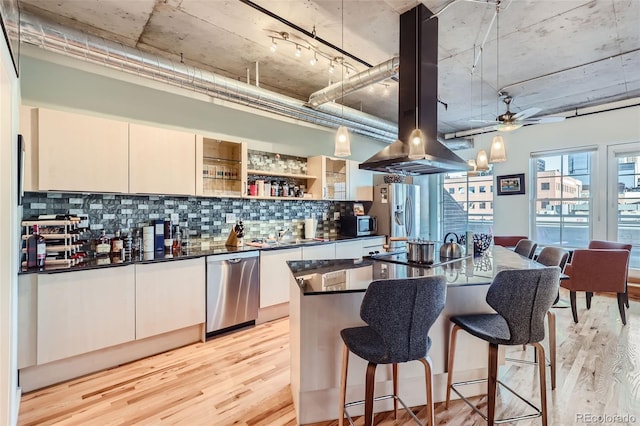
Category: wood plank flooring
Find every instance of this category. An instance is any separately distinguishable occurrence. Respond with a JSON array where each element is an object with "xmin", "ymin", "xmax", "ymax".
[{"xmin": 18, "ymin": 289, "xmax": 640, "ymax": 425}]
